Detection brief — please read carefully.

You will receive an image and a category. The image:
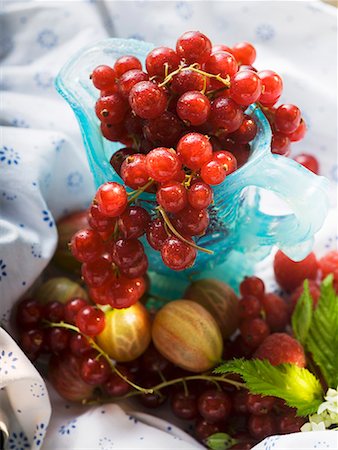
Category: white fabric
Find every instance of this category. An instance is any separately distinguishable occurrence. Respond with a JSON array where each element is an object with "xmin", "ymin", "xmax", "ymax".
[{"xmin": 0, "ymin": 1, "xmax": 337, "ymax": 449}]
